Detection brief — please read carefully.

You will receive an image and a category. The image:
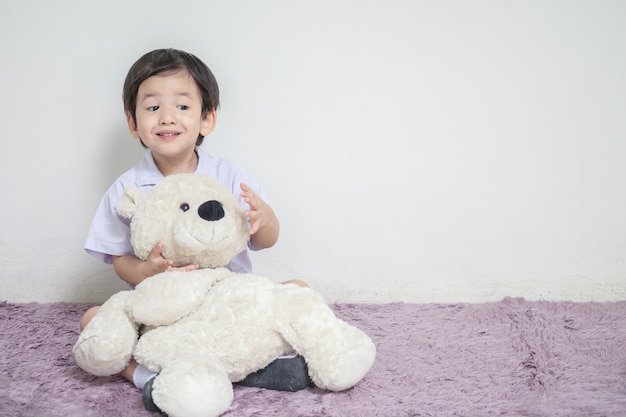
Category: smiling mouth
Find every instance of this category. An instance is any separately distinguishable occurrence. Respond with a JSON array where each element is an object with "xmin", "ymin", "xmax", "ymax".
[{"xmin": 157, "ymin": 132, "xmax": 180, "ymax": 139}]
